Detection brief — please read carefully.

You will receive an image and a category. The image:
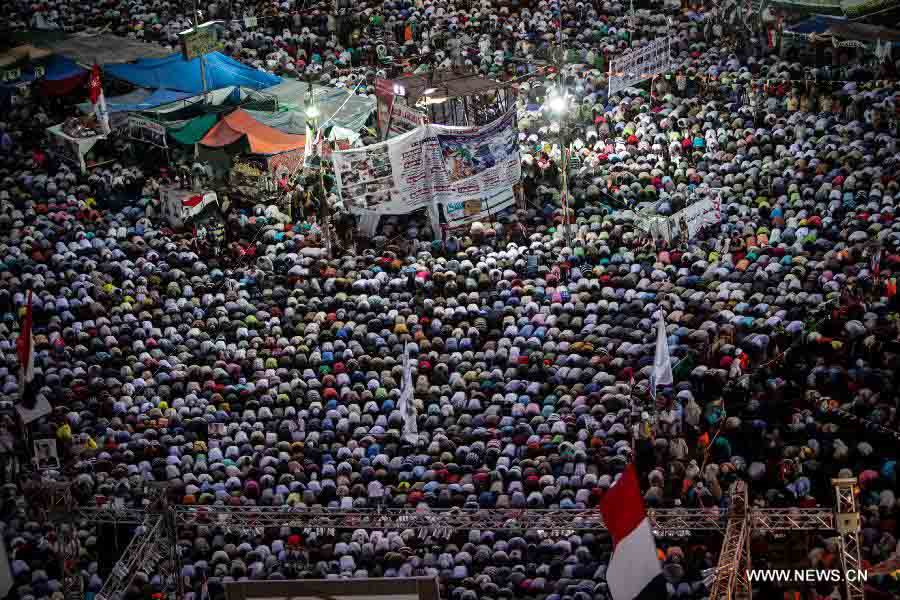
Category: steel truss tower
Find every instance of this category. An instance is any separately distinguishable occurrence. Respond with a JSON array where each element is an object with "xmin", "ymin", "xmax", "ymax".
[{"xmin": 35, "ymin": 478, "xmax": 863, "ymax": 600}]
